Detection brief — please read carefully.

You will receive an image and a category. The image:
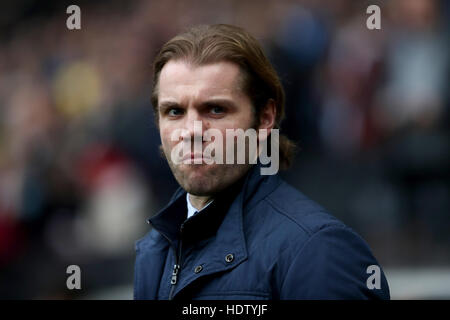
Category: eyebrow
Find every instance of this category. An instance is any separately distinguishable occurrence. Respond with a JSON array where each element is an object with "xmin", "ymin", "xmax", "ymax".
[
  {"xmin": 158, "ymin": 98, "xmax": 238, "ymax": 111},
  {"xmin": 158, "ymin": 101, "xmax": 179, "ymax": 112}
]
